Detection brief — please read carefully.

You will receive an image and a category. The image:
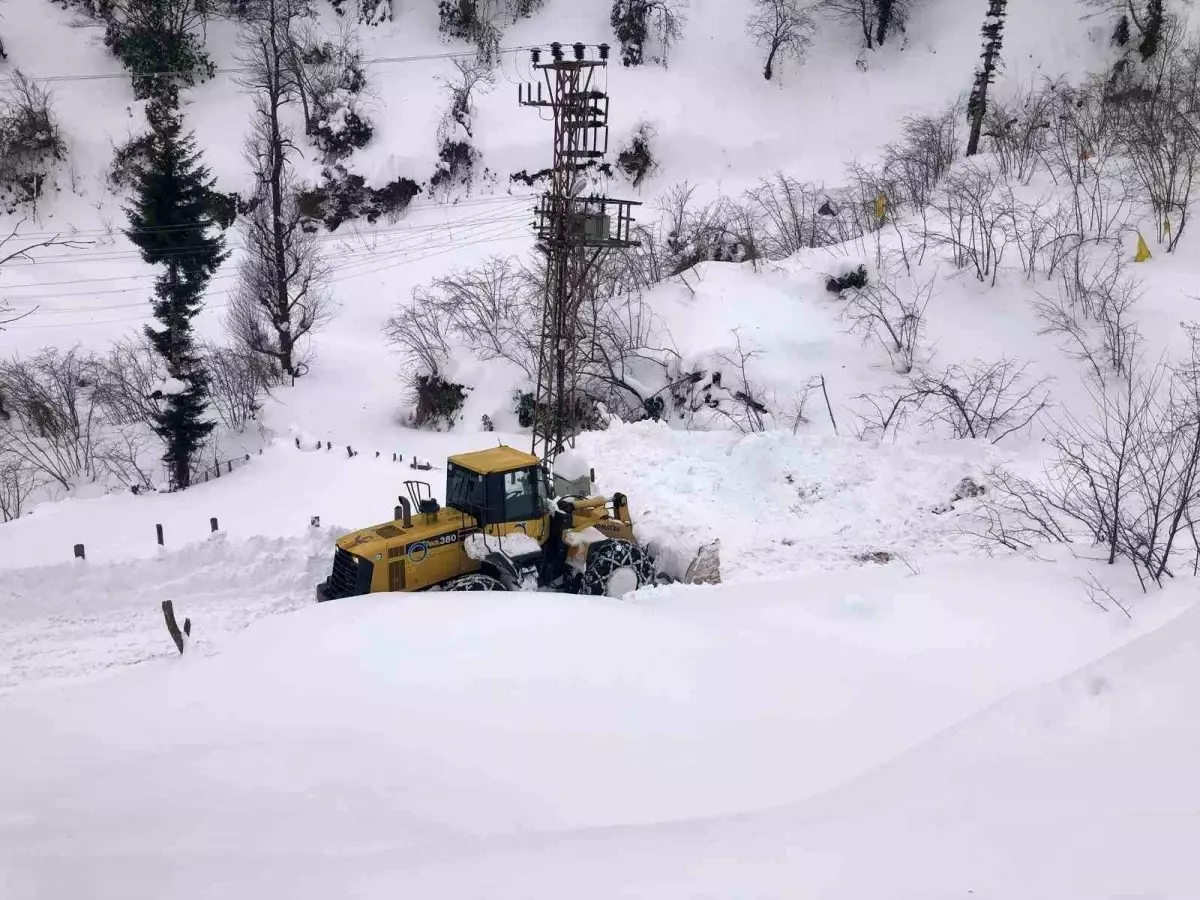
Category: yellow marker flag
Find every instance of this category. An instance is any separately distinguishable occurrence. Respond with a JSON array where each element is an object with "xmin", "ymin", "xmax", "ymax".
[
  {"xmin": 874, "ymin": 193, "xmax": 887, "ymax": 223},
  {"xmin": 1135, "ymin": 233, "xmax": 1152, "ymax": 263}
]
